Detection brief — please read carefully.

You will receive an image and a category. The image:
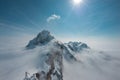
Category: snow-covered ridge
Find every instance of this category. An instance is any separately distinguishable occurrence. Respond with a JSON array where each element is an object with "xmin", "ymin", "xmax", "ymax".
[
  {"xmin": 24, "ymin": 30, "xmax": 117, "ymax": 80},
  {"xmin": 26, "ymin": 30, "xmax": 89, "ymax": 51},
  {"xmin": 65, "ymin": 41, "xmax": 89, "ymax": 52},
  {"xmin": 24, "ymin": 30, "xmax": 90, "ymax": 80},
  {"xmin": 26, "ymin": 30, "xmax": 90, "ymax": 62}
]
